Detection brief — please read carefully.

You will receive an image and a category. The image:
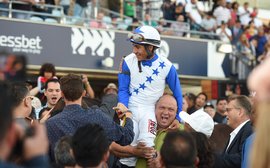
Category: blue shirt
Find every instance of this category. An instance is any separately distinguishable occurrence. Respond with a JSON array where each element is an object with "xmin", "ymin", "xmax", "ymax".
[
  {"xmin": 250, "ymin": 35, "xmax": 268, "ymax": 56},
  {"xmin": 0, "ymin": 155, "xmax": 49, "ymax": 168},
  {"xmin": 46, "ymin": 104, "xmax": 134, "ymax": 161},
  {"xmin": 241, "ymin": 133, "xmax": 255, "ymax": 168}
]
